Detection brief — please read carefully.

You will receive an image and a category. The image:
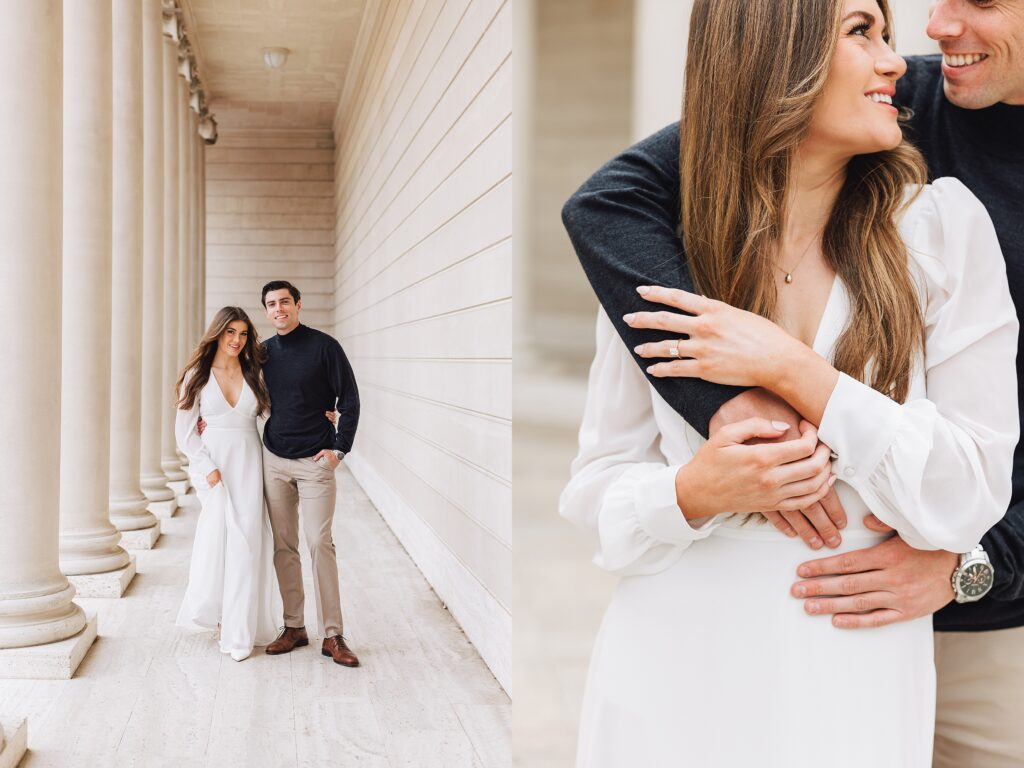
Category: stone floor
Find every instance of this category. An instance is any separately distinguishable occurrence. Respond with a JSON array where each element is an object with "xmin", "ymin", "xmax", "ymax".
[
  {"xmin": 513, "ymin": 410, "xmax": 616, "ymax": 768},
  {"xmin": 0, "ymin": 466, "xmax": 510, "ymax": 768}
]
